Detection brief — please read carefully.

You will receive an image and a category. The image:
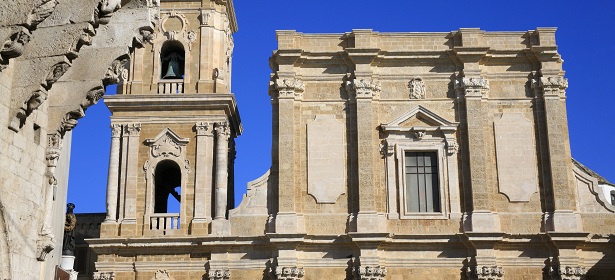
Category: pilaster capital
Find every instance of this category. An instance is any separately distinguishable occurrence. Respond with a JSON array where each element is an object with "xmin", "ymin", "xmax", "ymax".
[
  {"xmin": 549, "ymin": 265, "xmax": 586, "ymax": 280},
  {"xmin": 466, "ymin": 265, "xmax": 504, "ymax": 280},
  {"xmin": 354, "ymin": 266, "xmax": 387, "ymax": 280},
  {"xmin": 110, "ymin": 124, "xmax": 122, "ymax": 138},
  {"xmin": 195, "ymin": 122, "xmax": 214, "ymax": 136},
  {"xmin": 207, "ymin": 269, "xmax": 230, "ymax": 280},
  {"xmin": 124, "ymin": 123, "xmax": 141, "ymax": 136},
  {"xmin": 455, "ymin": 77, "xmax": 489, "ymax": 98},
  {"xmin": 270, "ymin": 266, "xmax": 305, "ymax": 280},
  {"xmin": 93, "ymin": 271, "xmax": 115, "ymax": 280},
  {"xmin": 533, "ymin": 76, "xmax": 568, "ymax": 97},
  {"xmin": 270, "ymin": 78, "xmax": 305, "ymax": 100},
  {"xmin": 345, "ymin": 78, "xmax": 381, "ymax": 100}
]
